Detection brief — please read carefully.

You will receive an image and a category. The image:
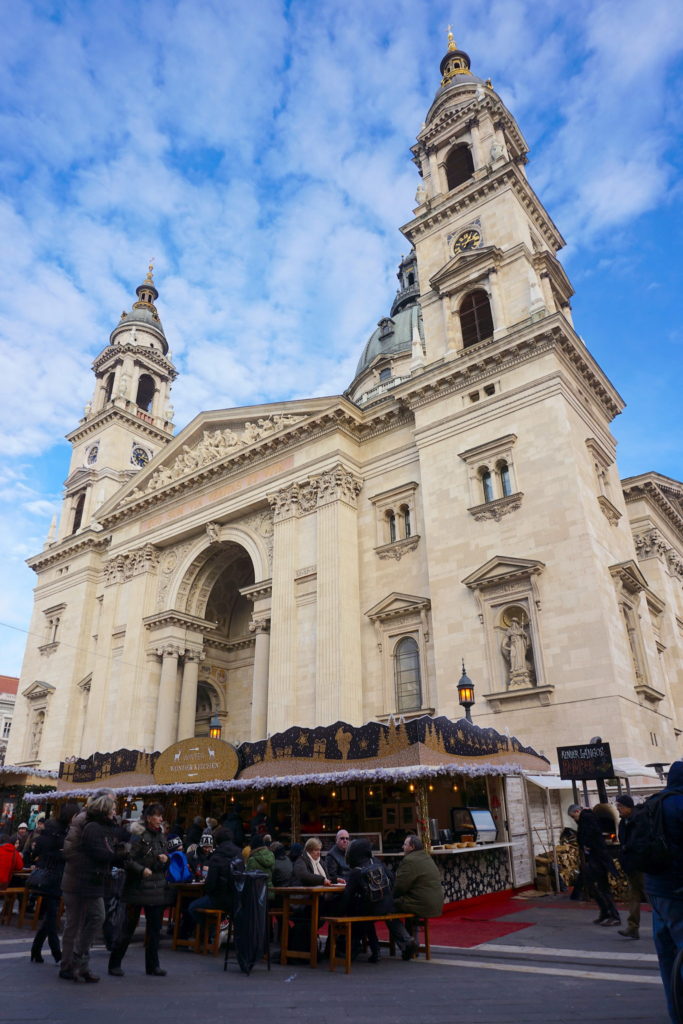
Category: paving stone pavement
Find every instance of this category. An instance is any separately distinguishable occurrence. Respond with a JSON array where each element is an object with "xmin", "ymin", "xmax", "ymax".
[{"xmin": 0, "ymin": 899, "xmax": 671, "ymax": 1024}]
